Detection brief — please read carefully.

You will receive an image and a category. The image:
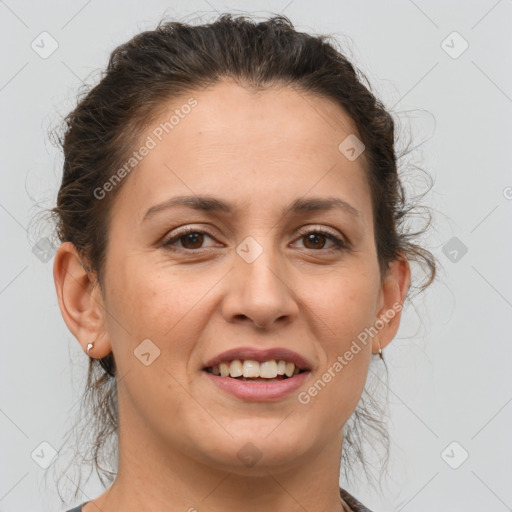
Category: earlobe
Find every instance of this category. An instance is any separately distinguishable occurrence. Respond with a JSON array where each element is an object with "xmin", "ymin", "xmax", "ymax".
[
  {"xmin": 372, "ymin": 255, "xmax": 411, "ymax": 355},
  {"xmin": 53, "ymin": 242, "xmax": 111, "ymax": 358}
]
